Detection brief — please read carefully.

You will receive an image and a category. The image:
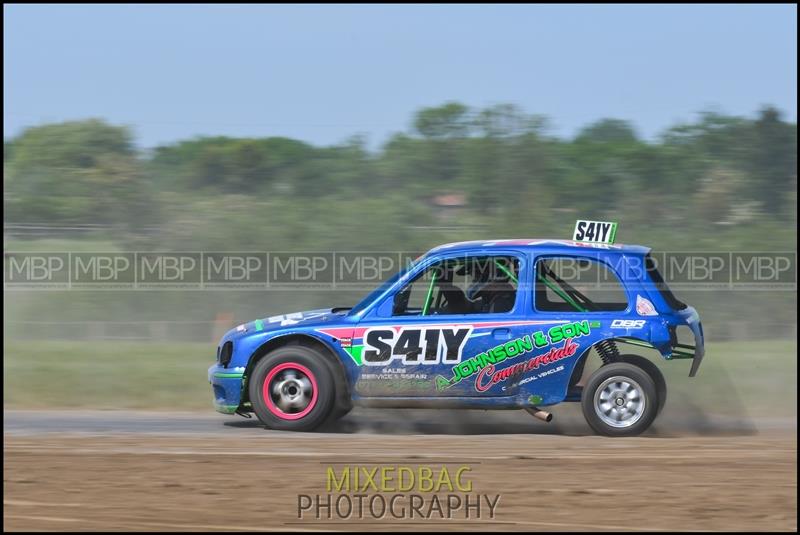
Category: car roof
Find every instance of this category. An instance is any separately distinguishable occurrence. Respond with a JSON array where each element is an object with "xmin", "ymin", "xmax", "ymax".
[{"xmin": 427, "ymin": 239, "xmax": 650, "ymax": 256}]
